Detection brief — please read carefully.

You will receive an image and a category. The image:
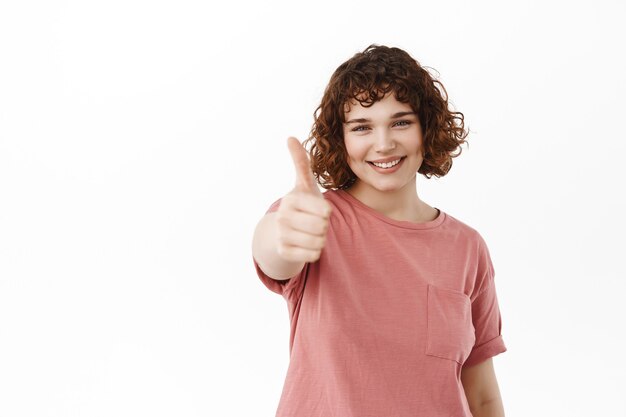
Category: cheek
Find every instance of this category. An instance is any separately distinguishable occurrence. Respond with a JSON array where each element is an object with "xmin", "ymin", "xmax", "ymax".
[{"xmin": 343, "ymin": 141, "xmax": 358, "ymax": 160}]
